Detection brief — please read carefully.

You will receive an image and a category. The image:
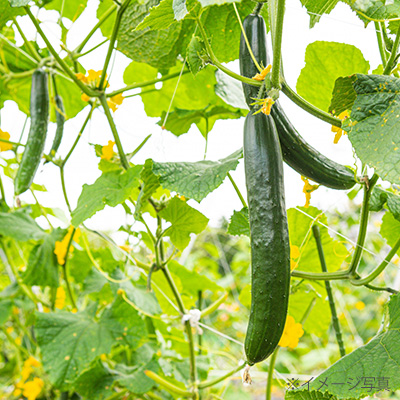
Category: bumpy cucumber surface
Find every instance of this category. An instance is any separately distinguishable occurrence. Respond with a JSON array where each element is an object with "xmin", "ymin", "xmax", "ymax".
[
  {"xmin": 15, "ymin": 69, "xmax": 49, "ymax": 195},
  {"xmin": 271, "ymin": 101, "xmax": 357, "ymax": 190},
  {"xmin": 244, "ymin": 111, "xmax": 290, "ymax": 365},
  {"xmin": 50, "ymin": 94, "xmax": 65, "ymax": 156},
  {"xmin": 239, "ymin": 13, "xmax": 269, "ymax": 107}
]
